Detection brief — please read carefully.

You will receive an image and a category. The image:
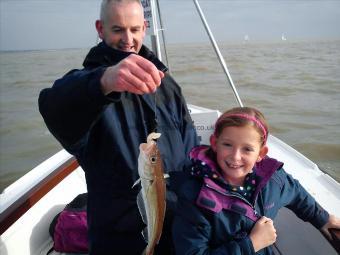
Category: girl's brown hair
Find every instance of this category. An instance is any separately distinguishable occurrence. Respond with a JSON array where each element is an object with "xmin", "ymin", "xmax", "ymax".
[{"xmin": 214, "ymin": 107, "xmax": 269, "ymax": 146}]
